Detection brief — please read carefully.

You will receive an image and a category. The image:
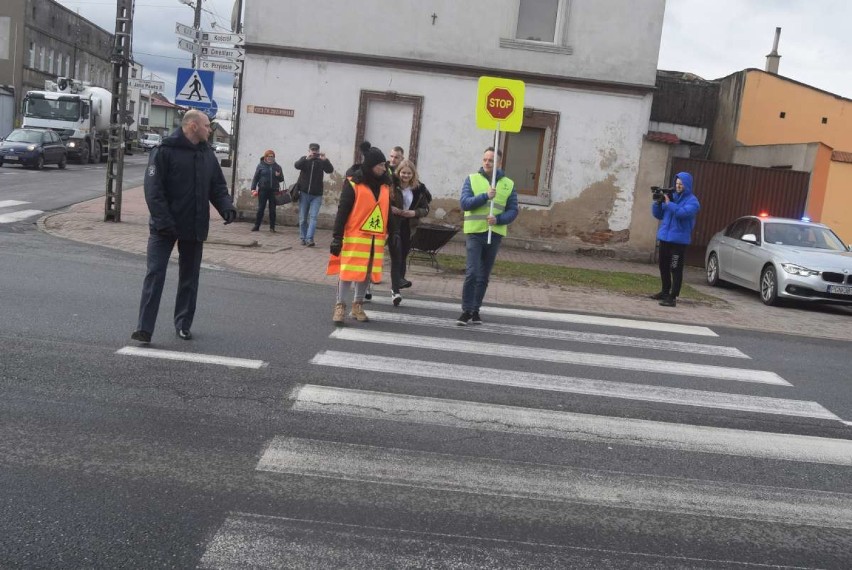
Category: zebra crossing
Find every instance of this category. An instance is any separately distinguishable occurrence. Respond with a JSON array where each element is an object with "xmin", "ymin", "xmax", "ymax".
[
  {"xmin": 199, "ymin": 302, "xmax": 852, "ymax": 567},
  {"xmin": 0, "ymin": 199, "xmax": 43, "ymax": 224}
]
